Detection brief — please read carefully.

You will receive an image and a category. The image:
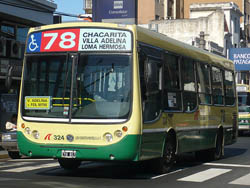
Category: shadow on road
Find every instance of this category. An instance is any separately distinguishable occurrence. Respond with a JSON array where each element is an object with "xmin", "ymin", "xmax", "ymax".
[
  {"xmin": 223, "ymin": 147, "xmax": 248, "ymax": 159},
  {"xmin": 39, "ymin": 154, "xmax": 202, "ymax": 179},
  {"xmin": 38, "ymin": 146, "xmax": 248, "ymax": 179}
]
